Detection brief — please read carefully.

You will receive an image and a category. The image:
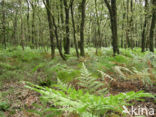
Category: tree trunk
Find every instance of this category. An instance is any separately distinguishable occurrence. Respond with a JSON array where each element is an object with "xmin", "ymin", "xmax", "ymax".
[
  {"xmin": 94, "ymin": 0, "xmax": 101, "ymax": 55},
  {"xmin": 52, "ymin": 16, "xmax": 66, "ymax": 60},
  {"xmin": 12, "ymin": 9, "xmax": 18, "ymax": 45},
  {"xmin": 130, "ymin": 0, "xmax": 134, "ymax": 49},
  {"xmin": 80, "ymin": 0, "xmax": 86, "ymax": 56},
  {"xmin": 104, "ymin": 0, "xmax": 119, "ymax": 55},
  {"xmin": 126, "ymin": 0, "xmax": 131, "ymax": 48},
  {"xmin": 43, "ymin": 0, "xmax": 66, "ymax": 60},
  {"xmin": 149, "ymin": 0, "xmax": 156, "ymax": 52},
  {"xmin": 45, "ymin": 0, "xmax": 55, "ymax": 59},
  {"xmin": 30, "ymin": 1, "xmax": 36, "ymax": 48},
  {"xmin": 141, "ymin": 0, "xmax": 148, "ymax": 52},
  {"xmin": 63, "ymin": 0, "xmax": 70, "ymax": 54},
  {"xmin": 2, "ymin": 0, "xmax": 6, "ymax": 48},
  {"xmin": 70, "ymin": 0, "xmax": 79, "ymax": 58},
  {"xmin": 26, "ymin": 0, "xmax": 31, "ymax": 43}
]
